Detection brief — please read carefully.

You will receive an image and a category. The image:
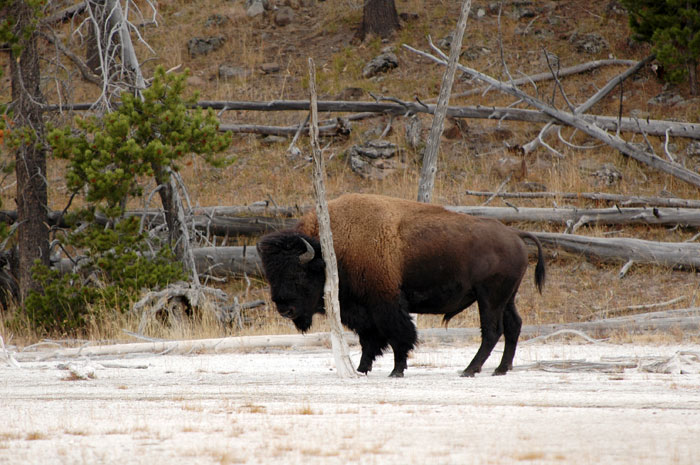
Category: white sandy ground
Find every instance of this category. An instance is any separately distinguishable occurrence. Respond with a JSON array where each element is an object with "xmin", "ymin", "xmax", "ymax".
[{"xmin": 1, "ymin": 340, "xmax": 700, "ymax": 465}]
